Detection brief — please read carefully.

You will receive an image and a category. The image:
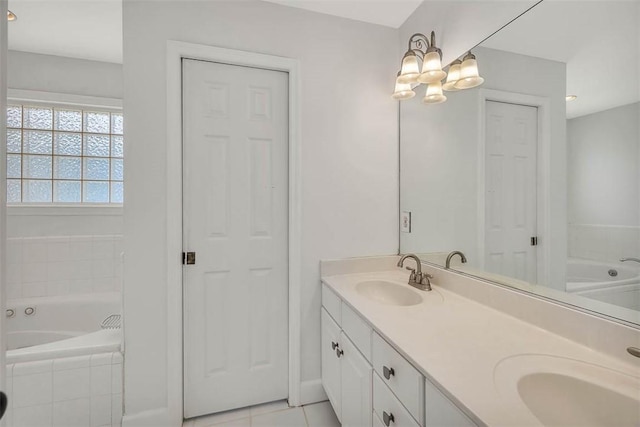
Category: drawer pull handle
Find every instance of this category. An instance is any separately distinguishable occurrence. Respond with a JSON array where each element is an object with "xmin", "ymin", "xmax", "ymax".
[
  {"xmin": 331, "ymin": 341, "xmax": 339, "ymax": 350},
  {"xmin": 383, "ymin": 366, "xmax": 395, "ymax": 380},
  {"xmin": 336, "ymin": 347, "xmax": 344, "ymax": 358},
  {"xmin": 383, "ymin": 411, "xmax": 394, "ymax": 426}
]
